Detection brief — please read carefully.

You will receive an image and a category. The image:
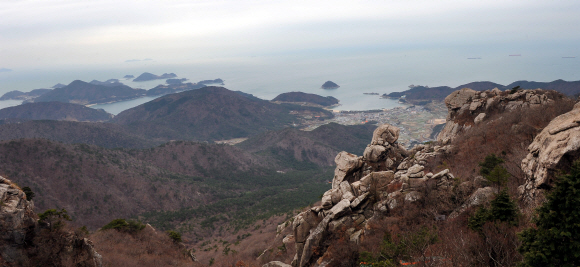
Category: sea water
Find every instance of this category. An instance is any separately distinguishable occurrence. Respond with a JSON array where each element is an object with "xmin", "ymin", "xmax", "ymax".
[{"xmin": 1, "ymin": 49, "xmax": 578, "ymax": 114}]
